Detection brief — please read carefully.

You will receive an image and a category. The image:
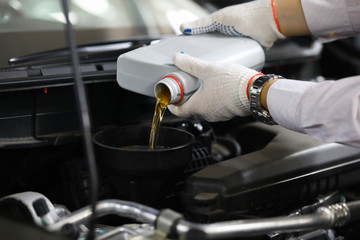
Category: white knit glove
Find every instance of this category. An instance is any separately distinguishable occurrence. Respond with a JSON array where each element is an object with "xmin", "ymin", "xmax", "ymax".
[
  {"xmin": 181, "ymin": 0, "xmax": 285, "ymax": 49},
  {"xmin": 168, "ymin": 53, "xmax": 260, "ymax": 122}
]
